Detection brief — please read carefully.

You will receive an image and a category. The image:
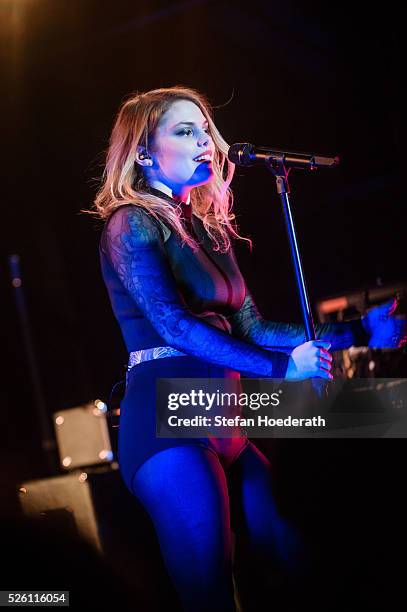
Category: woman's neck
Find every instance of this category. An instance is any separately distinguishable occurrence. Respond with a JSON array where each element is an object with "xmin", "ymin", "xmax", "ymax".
[{"xmin": 148, "ymin": 180, "xmax": 191, "ymax": 205}]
